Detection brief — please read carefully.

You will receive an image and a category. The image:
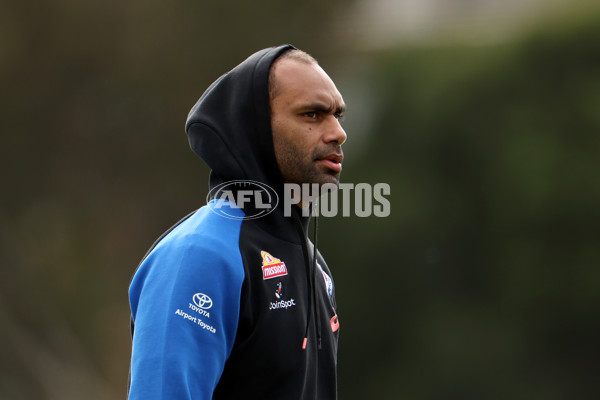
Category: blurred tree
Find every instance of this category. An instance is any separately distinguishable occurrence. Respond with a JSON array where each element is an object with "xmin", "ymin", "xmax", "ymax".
[
  {"xmin": 0, "ymin": 0, "xmax": 351, "ymax": 398},
  {"xmin": 324, "ymin": 6, "xmax": 600, "ymax": 400}
]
